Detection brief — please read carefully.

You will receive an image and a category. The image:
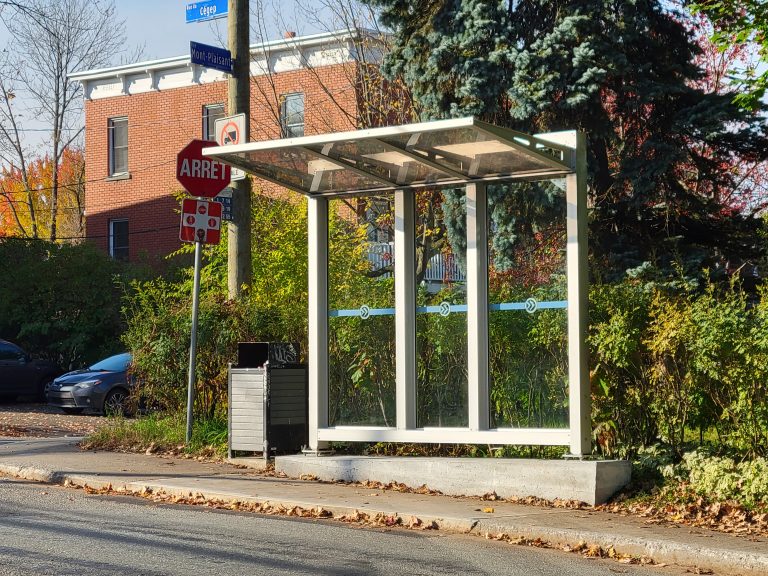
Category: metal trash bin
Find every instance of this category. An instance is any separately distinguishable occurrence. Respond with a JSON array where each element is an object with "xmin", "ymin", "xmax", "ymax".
[{"xmin": 228, "ymin": 342, "xmax": 307, "ymax": 458}]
